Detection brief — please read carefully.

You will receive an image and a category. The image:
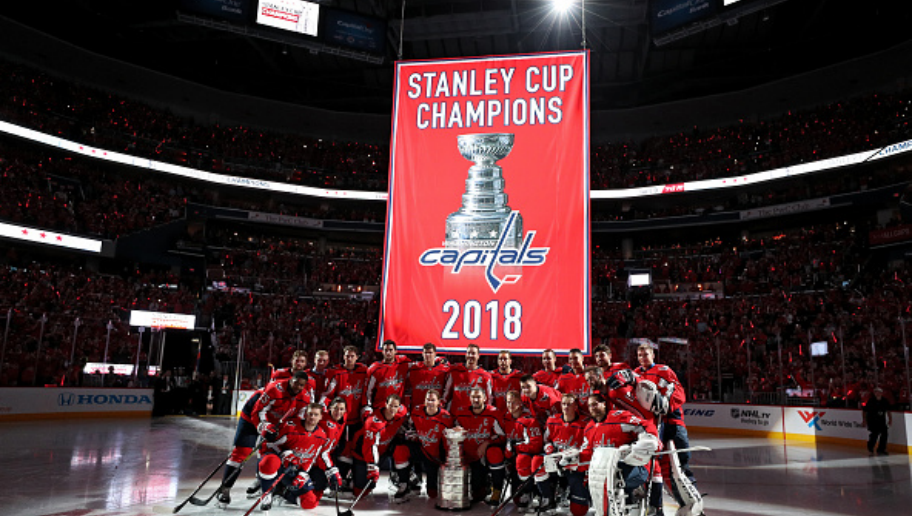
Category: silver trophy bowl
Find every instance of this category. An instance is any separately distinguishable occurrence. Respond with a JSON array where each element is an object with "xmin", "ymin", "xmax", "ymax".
[{"xmin": 457, "ymin": 133, "xmax": 515, "ymax": 164}]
